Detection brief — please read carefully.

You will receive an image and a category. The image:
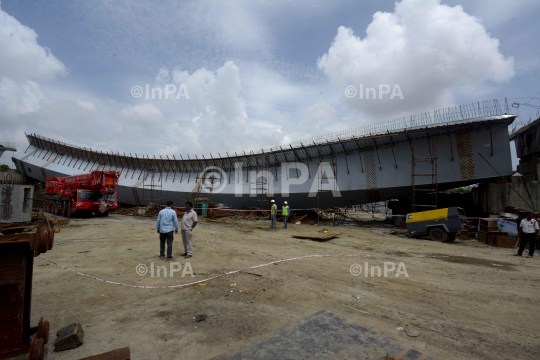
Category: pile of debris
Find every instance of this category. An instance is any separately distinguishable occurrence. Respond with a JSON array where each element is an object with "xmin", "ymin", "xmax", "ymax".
[
  {"xmin": 478, "ymin": 219, "xmax": 512, "ymax": 247},
  {"xmin": 458, "ymin": 219, "xmax": 477, "ymax": 240},
  {"xmin": 207, "ymin": 206, "xmax": 315, "ymax": 224},
  {"xmin": 112, "ymin": 203, "xmax": 318, "ymax": 225},
  {"xmin": 290, "ymin": 214, "xmax": 309, "ymax": 224},
  {"xmin": 207, "ymin": 208, "xmax": 317, "ymax": 224},
  {"xmin": 206, "ymin": 206, "xmax": 269, "ymax": 221},
  {"xmin": 476, "ymin": 206, "xmax": 539, "ymax": 248},
  {"xmin": 501, "ymin": 206, "xmax": 539, "ymax": 220},
  {"xmin": 207, "ymin": 206, "xmax": 235, "ymax": 219},
  {"xmin": 238, "ymin": 206, "xmax": 268, "ymax": 218},
  {"xmin": 0, "ymin": 217, "xmax": 43, "ymax": 235},
  {"xmin": 112, "ymin": 206, "xmax": 144, "ymax": 216},
  {"xmin": 113, "ymin": 204, "xmax": 181, "ymax": 218}
]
